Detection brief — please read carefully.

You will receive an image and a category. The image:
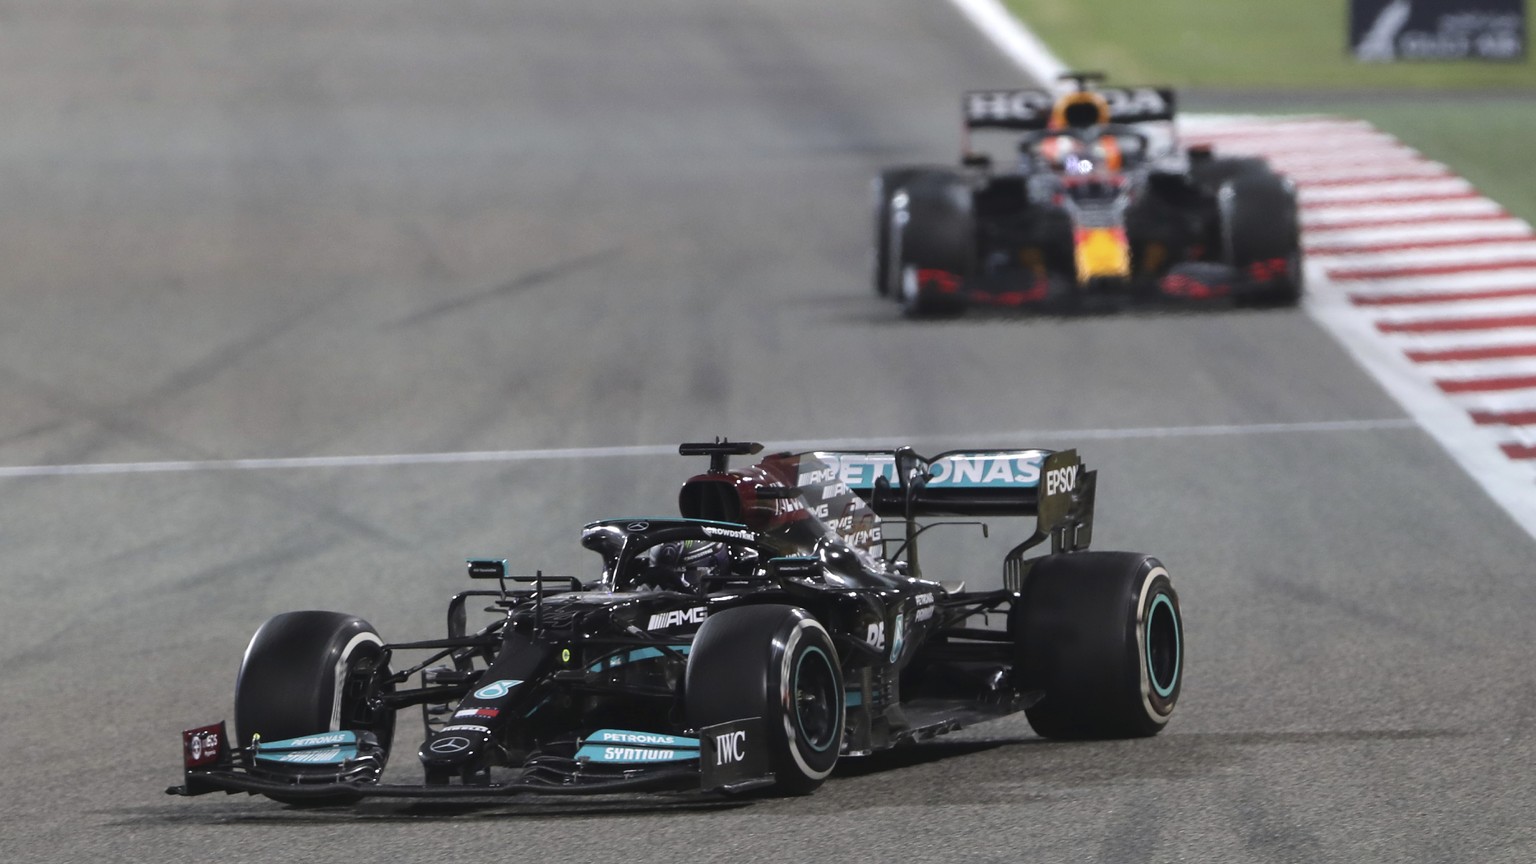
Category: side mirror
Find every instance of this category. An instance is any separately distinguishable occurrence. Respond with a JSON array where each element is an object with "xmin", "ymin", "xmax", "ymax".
[
  {"xmin": 467, "ymin": 559, "xmax": 506, "ymax": 580},
  {"xmin": 962, "ymin": 152, "xmax": 992, "ymax": 170}
]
